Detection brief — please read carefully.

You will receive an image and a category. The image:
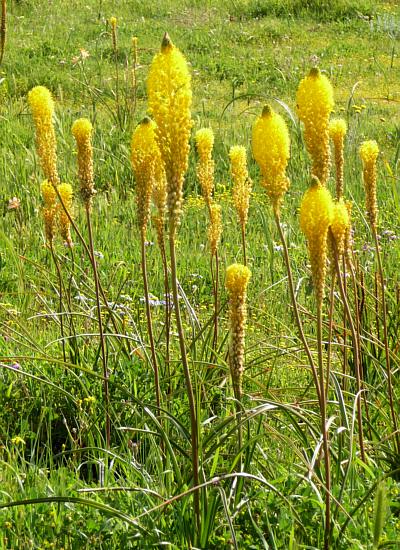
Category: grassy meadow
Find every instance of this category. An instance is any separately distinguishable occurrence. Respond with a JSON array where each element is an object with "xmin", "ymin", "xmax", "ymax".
[{"xmin": 1, "ymin": 0, "xmax": 400, "ymax": 548}]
